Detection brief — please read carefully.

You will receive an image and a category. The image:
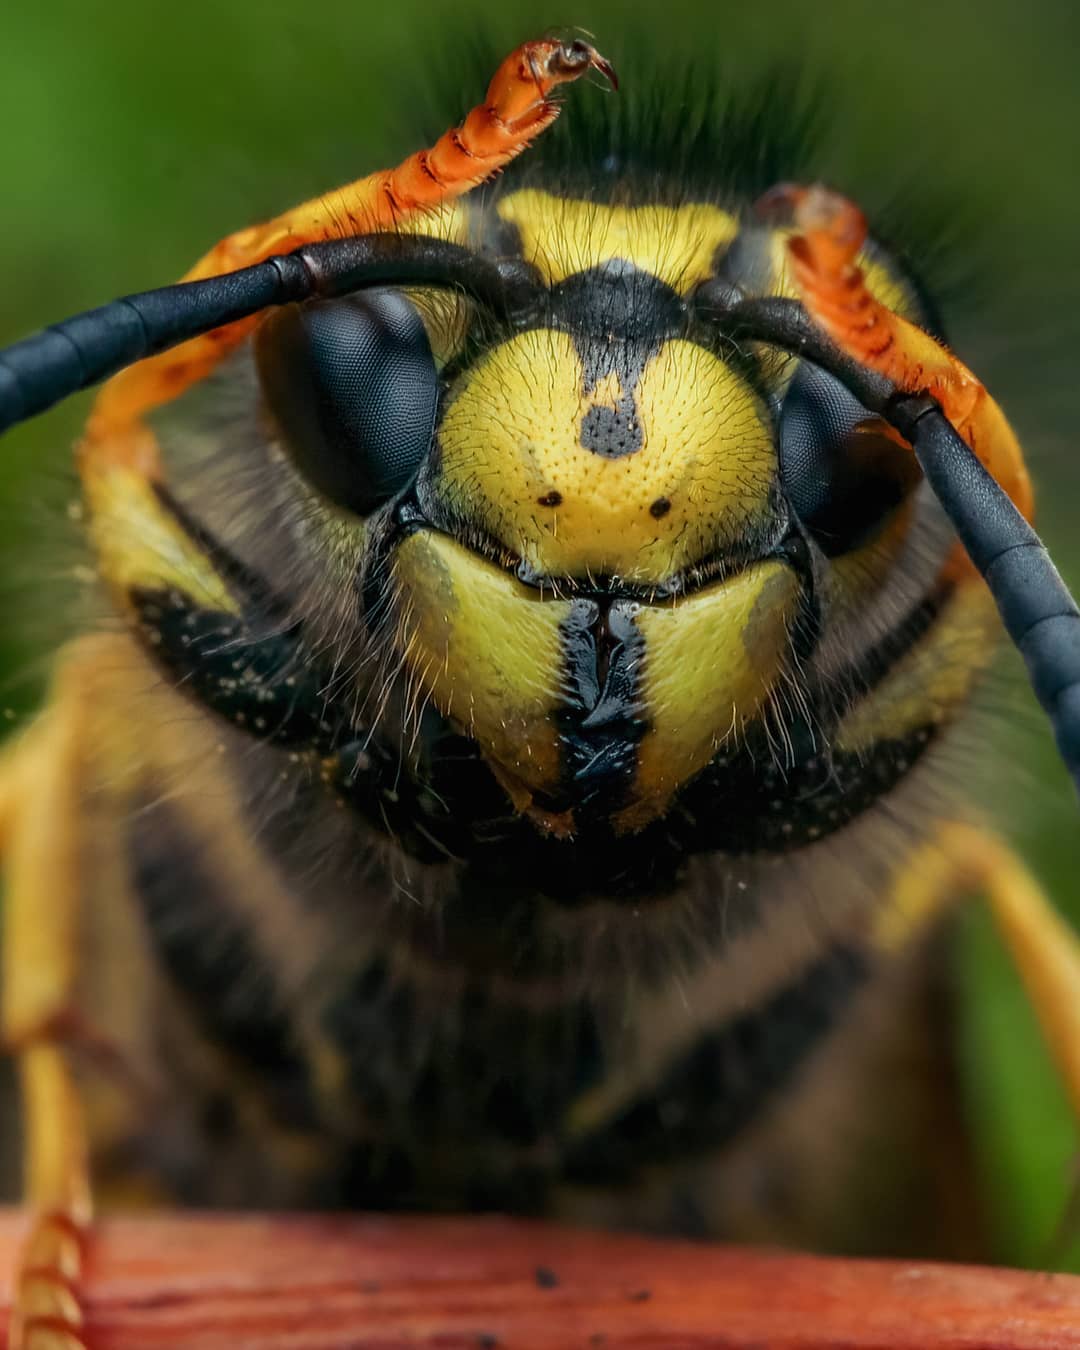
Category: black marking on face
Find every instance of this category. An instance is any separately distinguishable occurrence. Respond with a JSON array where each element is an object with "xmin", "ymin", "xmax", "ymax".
[
  {"xmin": 546, "ymin": 260, "xmax": 686, "ymax": 461},
  {"xmin": 578, "ymin": 378, "xmax": 644, "ymax": 458},
  {"xmin": 551, "ymin": 259, "xmax": 686, "ymax": 345},
  {"xmin": 553, "ymin": 598, "xmax": 648, "ymax": 816}
]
